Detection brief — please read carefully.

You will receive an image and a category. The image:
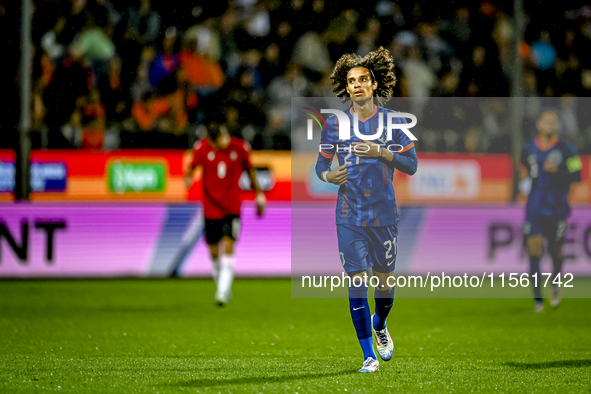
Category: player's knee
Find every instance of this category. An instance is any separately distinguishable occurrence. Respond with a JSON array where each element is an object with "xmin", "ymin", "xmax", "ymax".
[
  {"xmin": 225, "ymin": 244, "xmax": 234, "ymax": 255},
  {"xmin": 209, "ymin": 244, "xmax": 220, "ymax": 260},
  {"xmin": 222, "ymin": 237, "xmax": 235, "ymax": 255},
  {"xmin": 526, "ymin": 237, "xmax": 543, "ymax": 257},
  {"xmin": 348, "ymin": 270, "xmax": 368, "ymax": 286},
  {"xmin": 374, "ymin": 272, "xmax": 395, "ymax": 292},
  {"xmin": 379, "ymin": 279, "xmax": 395, "ymax": 292},
  {"xmin": 549, "ymin": 244, "xmax": 563, "ymax": 260}
]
